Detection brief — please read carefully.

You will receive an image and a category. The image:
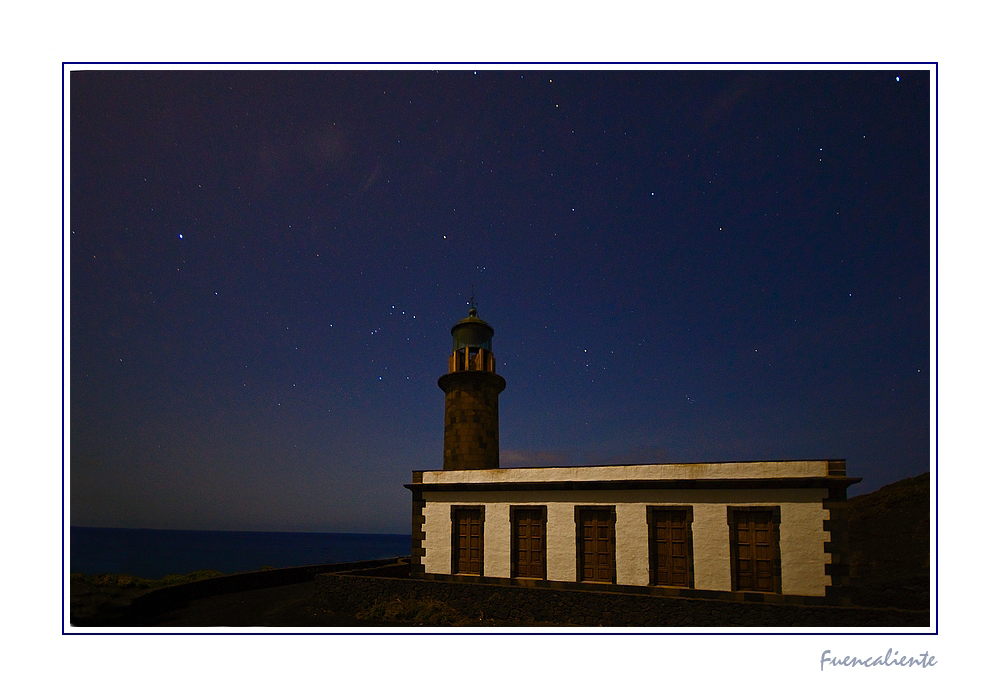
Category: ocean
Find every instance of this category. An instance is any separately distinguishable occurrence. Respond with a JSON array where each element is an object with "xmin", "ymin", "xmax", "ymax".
[{"xmin": 70, "ymin": 526, "xmax": 411, "ymax": 579}]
